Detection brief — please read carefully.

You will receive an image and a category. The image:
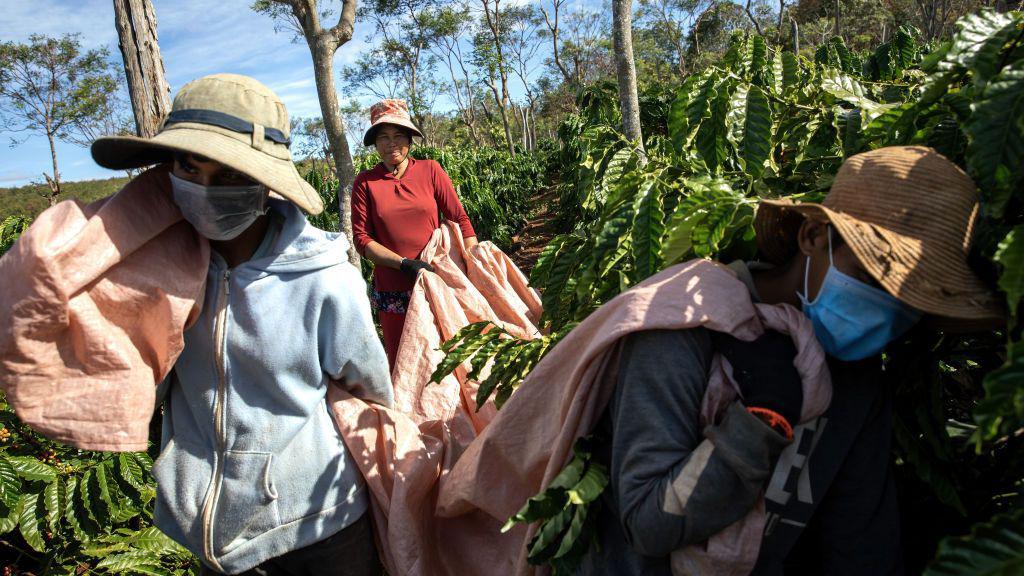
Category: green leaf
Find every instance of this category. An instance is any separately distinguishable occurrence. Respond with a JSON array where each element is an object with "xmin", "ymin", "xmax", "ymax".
[
  {"xmin": 553, "ymin": 503, "xmax": 590, "ymax": 560},
  {"xmin": 18, "ymin": 492, "xmax": 45, "ymax": 552},
  {"xmin": 925, "ymin": 508, "xmax": 1024, "ymax": 575},
  {"xmin": 130, "ymin": 526, "xmax": 189, "ymax": 555},
  {"xmin": 96, "ymin": 550, "xmax": 166, "ymax": 573},
  {"xmin": 64, "ymin": 476, "xmax": 87, "ymax": 540},
  {"xmin": 95, "ymin": 460, "xmax": 115, "ymax": 510},
  {"xmin": 781, "ymin": 51, "xmax": 800, "ymax": 93},
  {"xmin": 741, "ymin": 85, "xmax": 773, "ymax": 178},
  {"xmin": 974, "ymin": 340, "xmax": 1024, "ymax": 442},
  {"xmin": 686, "ymin": 74, "xmax": 717, "ymax": 145},
  {"xmin": 695, "ymin": 78, "xmax": 731, "ymax": 172},
  {"xmin": 117, "ymin": 453, "xmax": 146, "ymax": 494},
  {"xmin": 79, "ymin": 468, "xmax": 100, "ymax": 524},
  {"xmin": 503, "ymin": 488, "xmax": 569, "ymax": 532},
  {"xmin": 43, "ymin": 476, "xmax": 63, "ymax": 532},
  {"xmin": 839, "ymin": 108, "xmax": 863, "ymax": 157},
  {"xmin": 0, "ymin": 492, "xmax": 19, "ymax": 534},
  {"xmin": 964, "ymin": 63, "xmax": 1024, "ymax": 216},
  {"xmin": 549, "ymin": 449, "xmax": 587, "ymax": 491},
  {"xmin": 601, "ymin": 147, "xmax": 636, "ymax": 193},
  {"xmin": 7, "ymin": 455, "xmax": 57, "ymax": 482},
  {"xmin": 995, "ymin": 226, "xmax": 1024, "ymax": 315},
  {"xmin": 669, "ymin": 75, "xmax": 702, "ymax": 154},
  {"xmin": 745, "ymin": 35, "xmax": 768, "ymax": 82},
  {"xmin": 631, "ymin": 177, "xmax": 665, "ymax": 280},
  {"xmin": 819, "ymin": 67, "xmax": 884, "ymax": 113},
  {"xmin": 893, "ymin": 26, "xmax": 918, "ymax": 71},
  {"xmin": 941, "ymin": 9, "xmax": 1017, "ymax": 75},
  {"xmin": 0, "ymin": 456, "xmax": 22, "ymax": 509},
  {"xmin": 431, "ymin": 322, "xmax": 494, "ymax": 384},
  {"xmin": 566, "ymin": 463, "xmax": 609, "ymax": 505},
  {"xmin": 527, "ymin": 506, "xmax": 574, "ymax": 563}
]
